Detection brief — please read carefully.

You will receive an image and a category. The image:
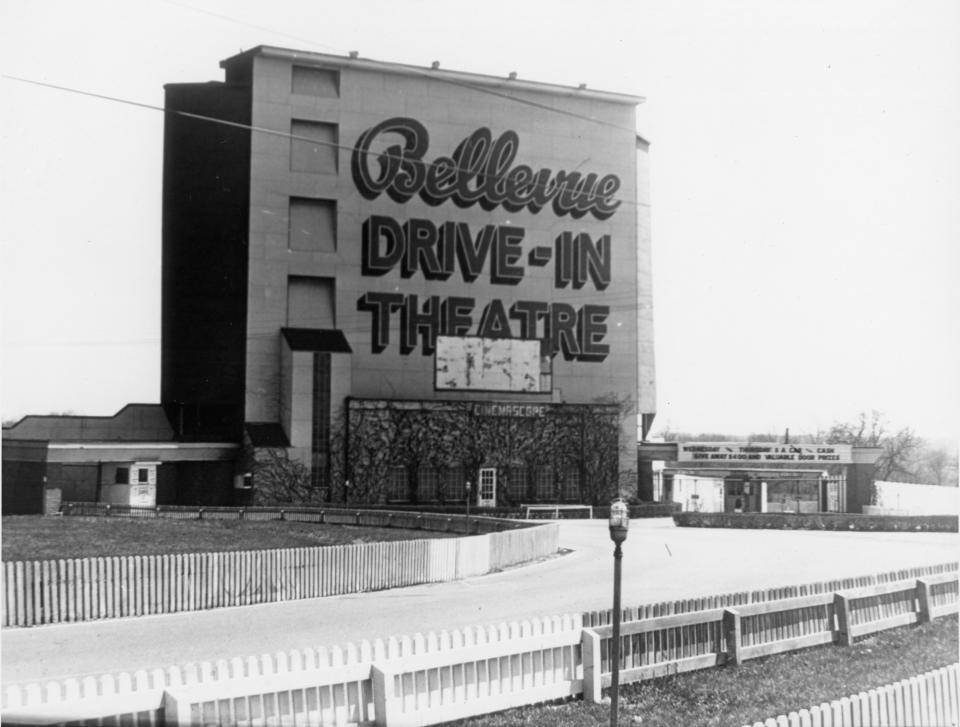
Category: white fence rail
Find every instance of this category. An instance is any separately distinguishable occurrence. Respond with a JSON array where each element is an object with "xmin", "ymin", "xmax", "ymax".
[
  {"xmin": 4, "ymin": 614, "xmax": 584, "ymax": 727},
  {"xmin": 3, "ymin": 563, "xmax": 957, "ymax": 726},
  {"xmin": 743, "ymin": 664, "xmax": 959, "ymax": 727}
]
